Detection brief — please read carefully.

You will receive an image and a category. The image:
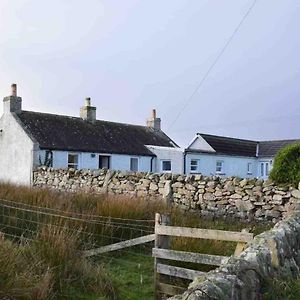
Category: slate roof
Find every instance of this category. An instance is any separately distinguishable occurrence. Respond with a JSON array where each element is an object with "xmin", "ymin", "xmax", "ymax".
[
  {"xmin": 186, "ymin": 133, "xmax": 300, "ymax": 158},
  {"xmin": 194, "ymin": 133, "xmax": 258, "ymax": 157},
  {"xmin": 258, "ymin": 140, "xmax": 300, "ymax": 157},
  {"xmin": 16, "ymin": 111, "xmax": 177, "ymax": 156}
]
